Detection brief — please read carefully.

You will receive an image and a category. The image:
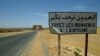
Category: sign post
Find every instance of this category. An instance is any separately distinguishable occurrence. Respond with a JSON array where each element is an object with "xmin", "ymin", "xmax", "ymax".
[
  {"xmin": 49, "ymin": 12, "xmax": 97, "ymax": 56},
  {"xmin": 85, "ymin": 34, "xmax": 88, "ymax": 56},
  {"xmin": 58, "ymin": 34, "xmax": 61, "ymax": 56}
]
